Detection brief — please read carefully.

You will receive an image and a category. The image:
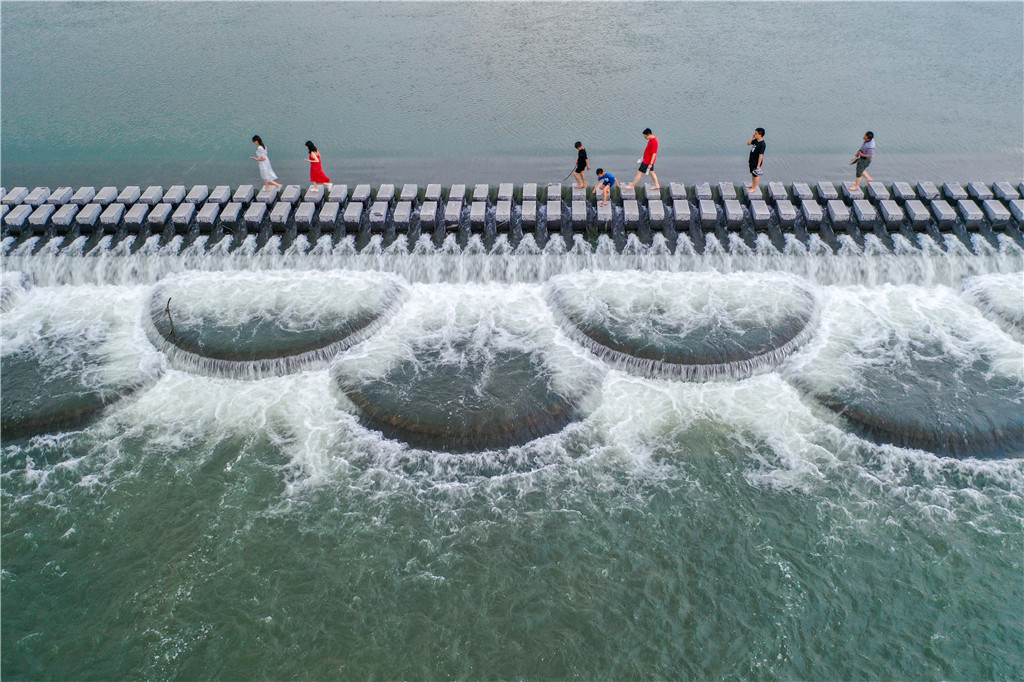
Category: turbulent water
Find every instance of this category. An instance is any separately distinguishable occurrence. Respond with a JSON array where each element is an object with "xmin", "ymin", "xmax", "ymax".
[{"xmin": 2, "ymin": 230, "xmax": 1023, "ymax": 679}]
